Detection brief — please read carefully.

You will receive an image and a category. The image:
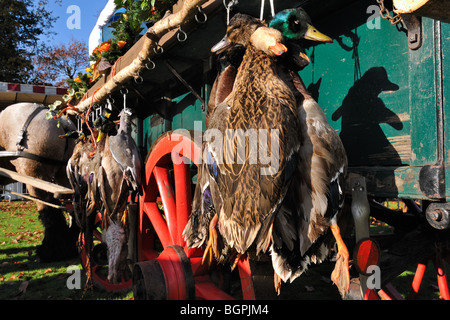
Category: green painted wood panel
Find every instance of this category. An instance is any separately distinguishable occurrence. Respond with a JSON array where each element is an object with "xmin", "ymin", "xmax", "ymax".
[
  {"xmin": 299, "ymin": 5, "xmax": 448, "ymax": 200},
  {"xmin": 137, "ymin": 2, "xmax": 448, "ymax": 201},
  {"xmin": 141, "ymin": 84, "xmax": 209, "ymax": 157},
  {"xmin": 442, "ymin": 21, "xmax": 450, "ymax": 199}
]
